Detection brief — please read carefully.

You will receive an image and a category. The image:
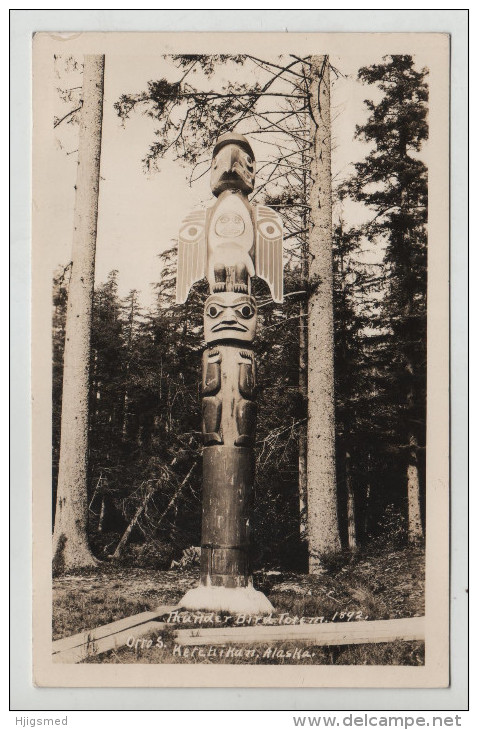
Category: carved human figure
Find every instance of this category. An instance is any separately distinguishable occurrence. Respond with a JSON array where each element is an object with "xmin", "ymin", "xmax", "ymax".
[
  {"xmin": 202, "ymin": 349, "xmax": 222, "ymax": 446},
  {"xmin": 202, "ymin": 345, "xmax": 257, "ymax": 448}
]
